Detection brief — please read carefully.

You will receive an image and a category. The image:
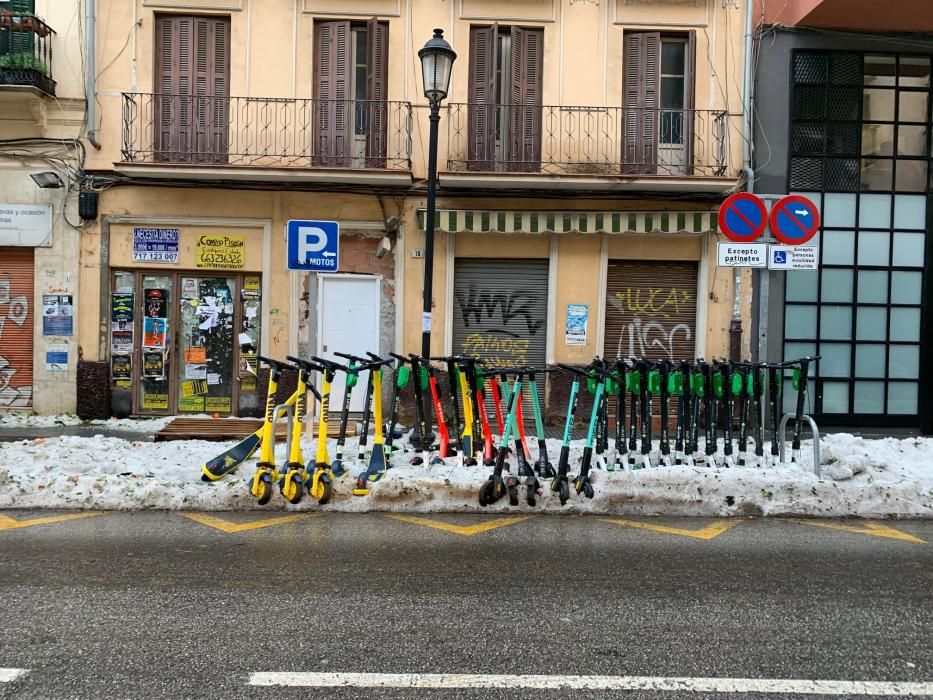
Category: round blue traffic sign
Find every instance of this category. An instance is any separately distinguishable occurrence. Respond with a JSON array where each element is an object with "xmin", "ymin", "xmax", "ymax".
[
  {"xmin": 718, "ymin": 192, "xmax": 767, "ymax": 242},
  {"xmin": 770, "ymin": 195, "xmax": 820, "ymax": 245}
]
